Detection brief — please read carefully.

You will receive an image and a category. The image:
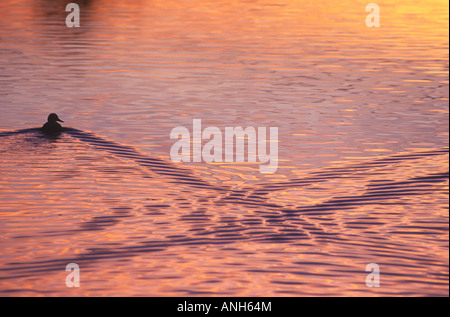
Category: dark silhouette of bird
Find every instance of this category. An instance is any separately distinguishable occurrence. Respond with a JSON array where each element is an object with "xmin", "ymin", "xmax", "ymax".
[{"xmin": 41, "ymin": 113, "xmax": 64, "ymax": 134}]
